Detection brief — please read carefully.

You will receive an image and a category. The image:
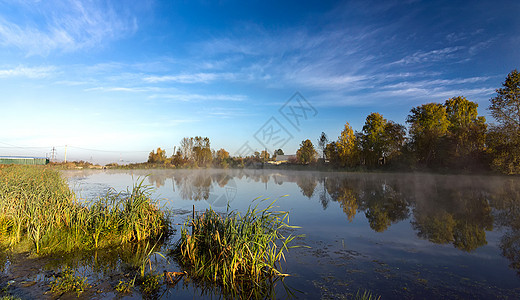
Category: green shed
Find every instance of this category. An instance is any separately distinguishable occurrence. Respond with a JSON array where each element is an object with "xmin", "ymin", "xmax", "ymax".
[{"xmin": 0, "ymin": 156, "xmax": 50, "ymax": 165}]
